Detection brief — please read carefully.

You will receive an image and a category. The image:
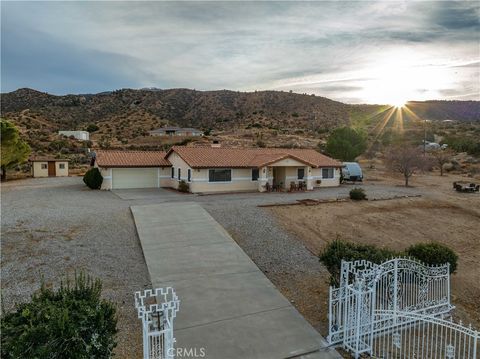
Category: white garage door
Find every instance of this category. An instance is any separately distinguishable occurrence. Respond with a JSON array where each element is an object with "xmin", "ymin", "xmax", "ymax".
[{"xmin": 112, "ymin": 168, "xmax": 158, "ymax": 189}]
